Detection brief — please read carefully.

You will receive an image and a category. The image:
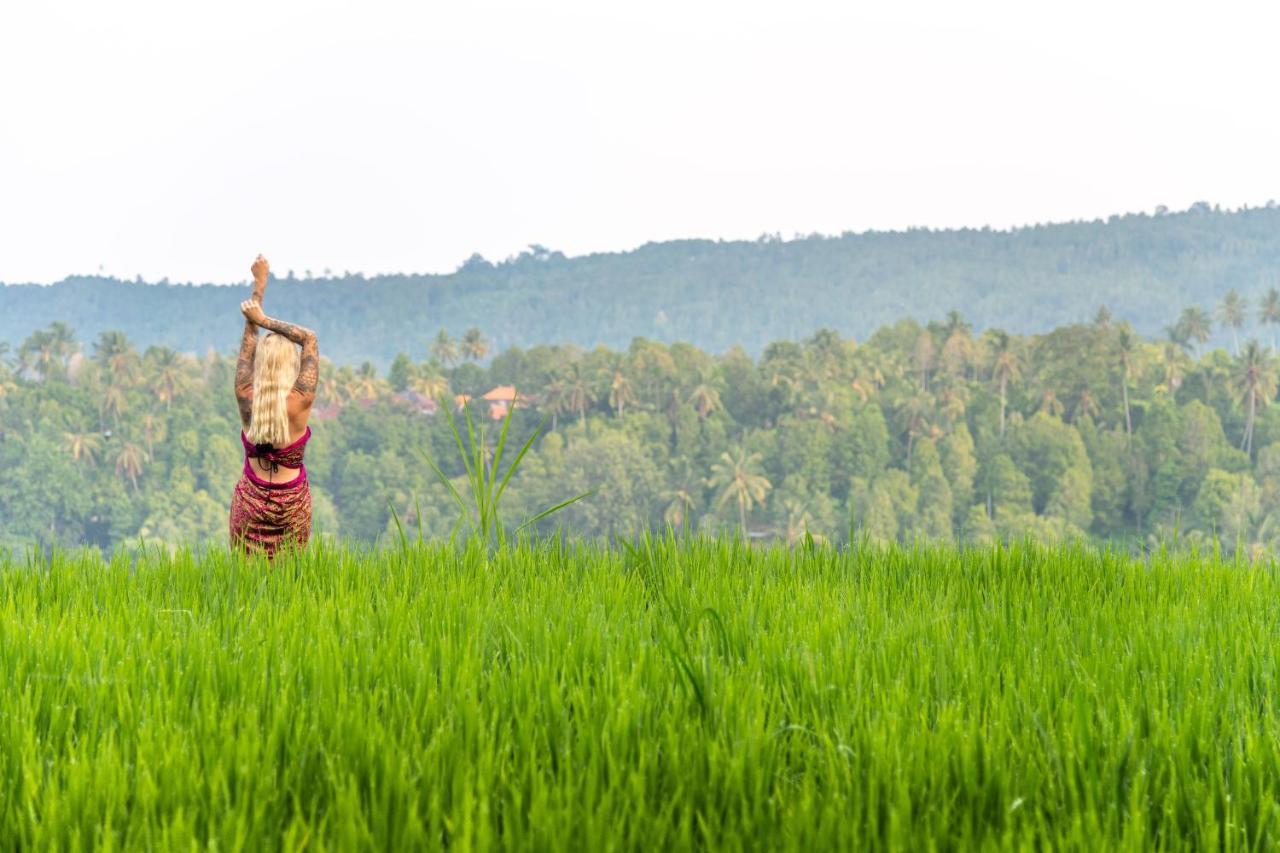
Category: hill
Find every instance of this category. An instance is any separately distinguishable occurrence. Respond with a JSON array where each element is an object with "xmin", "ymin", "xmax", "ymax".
[{"xmin": 3, "ymin": 203, "xmax": 1280, "ymax": 365}]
